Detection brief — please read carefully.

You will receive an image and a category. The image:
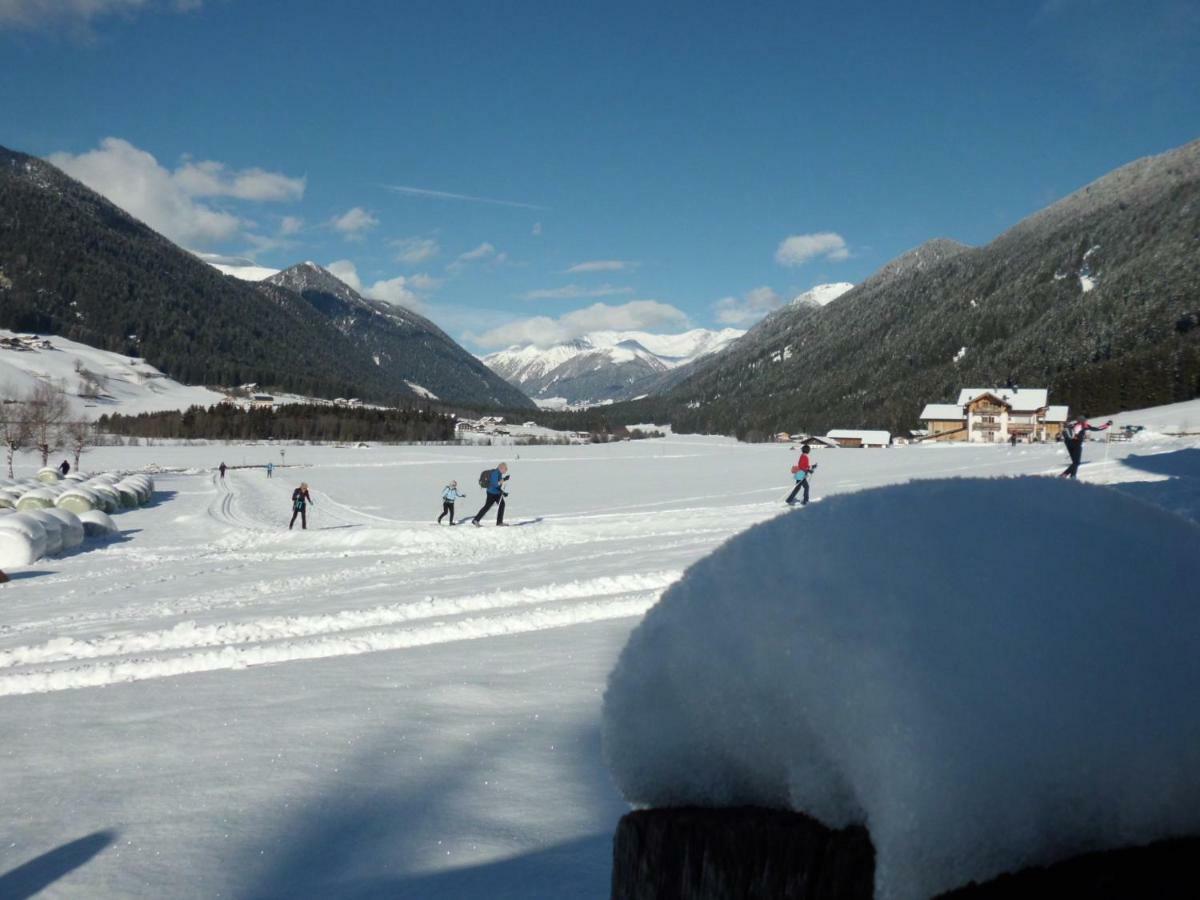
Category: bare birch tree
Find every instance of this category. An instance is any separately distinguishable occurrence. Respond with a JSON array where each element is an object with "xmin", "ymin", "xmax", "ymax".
[
  {"xmin": 25, "ymin": 380, "xmax": 69, "ymax": 467},
  {"xmin": 0, "ymin": 389, "xmax": 29, "ymax": 479},
  {"xmin": 63, "ymin": 418, "xmax": 96, "ymax": 470}
]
